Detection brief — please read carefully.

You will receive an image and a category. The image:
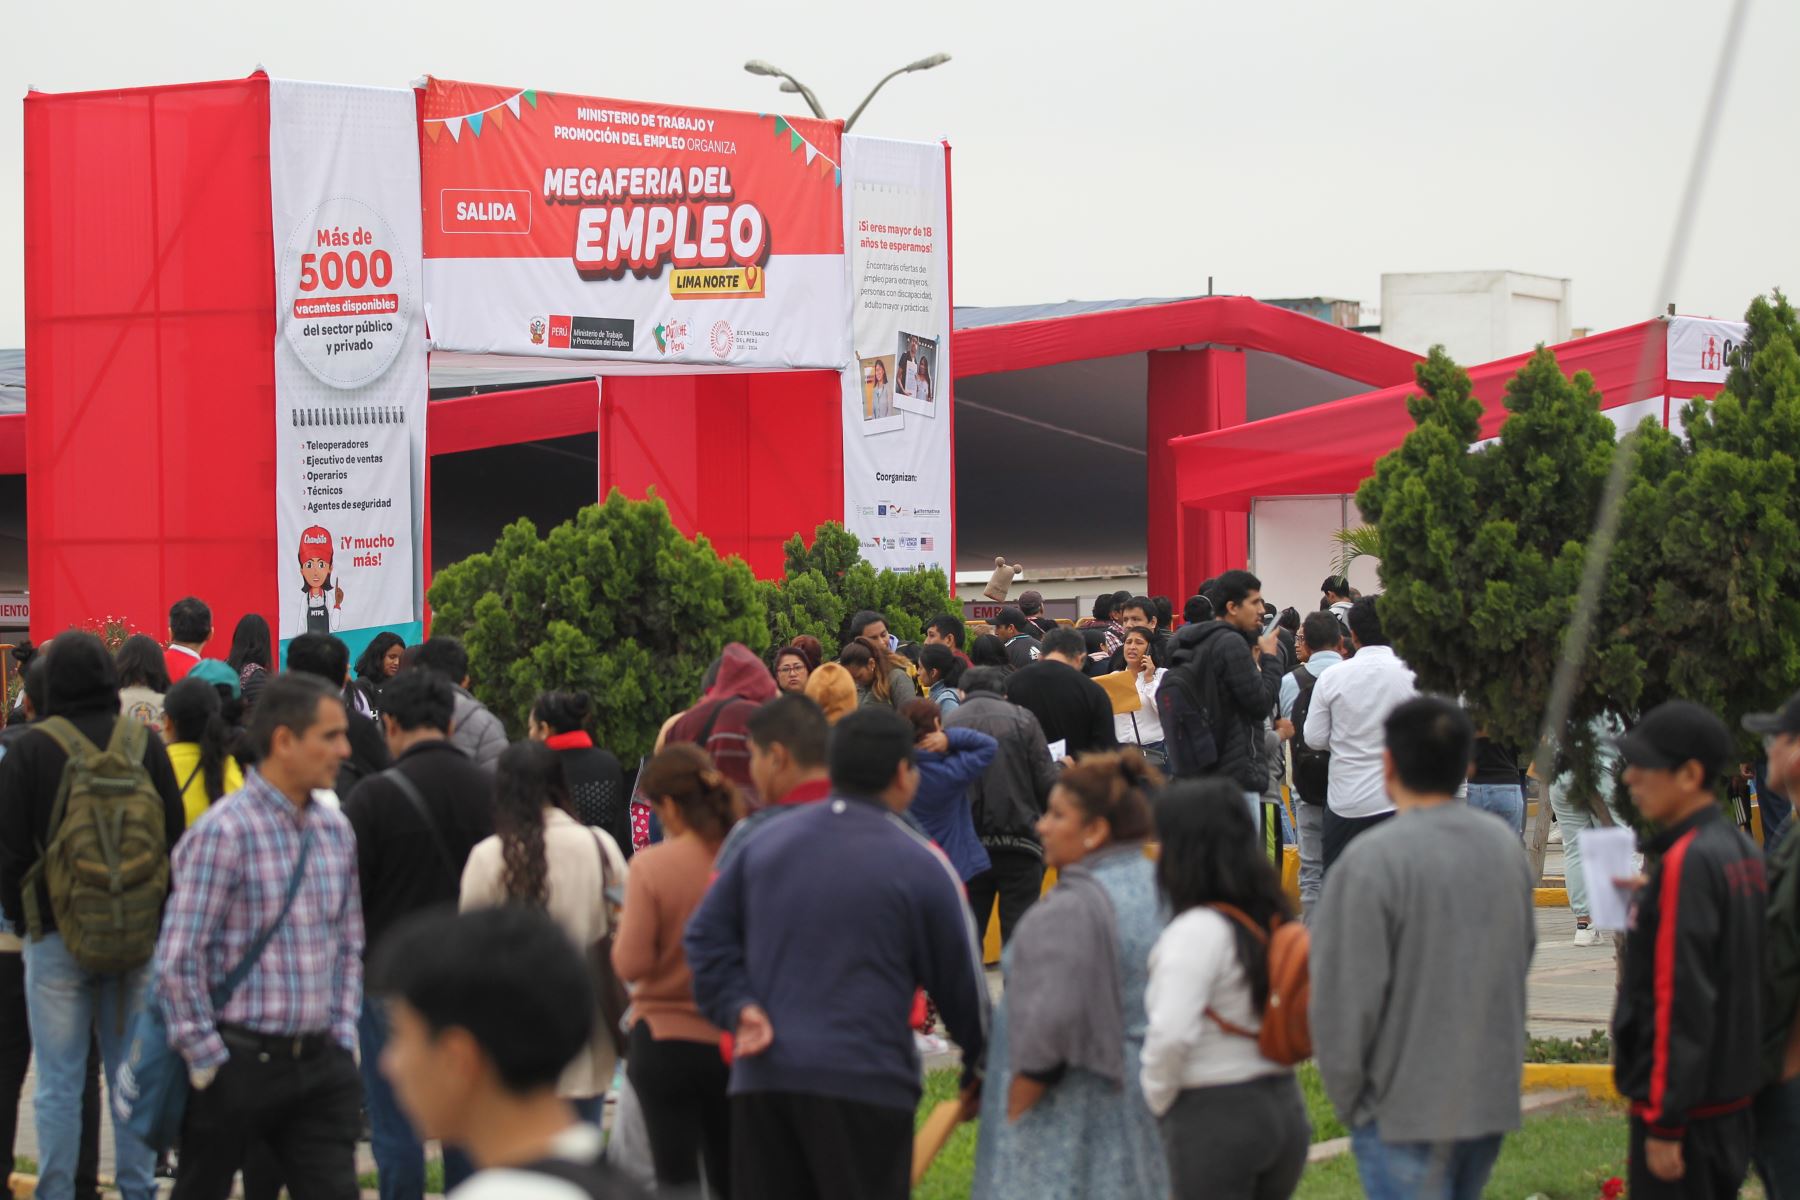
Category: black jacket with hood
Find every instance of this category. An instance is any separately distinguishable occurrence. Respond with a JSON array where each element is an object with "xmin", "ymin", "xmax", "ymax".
[
  {"xmin": 1613, "ymin": 807, "xmax": 1766, "ymax": 1138},
  {"xmin": 0, "ymin": 638, "xmax": 185, "ymax": 934},
  {"xmin": 1167, "ymin": 620, "xmax": 1283, "ymax": 792},
  {"xmin": 943, "ymin": 691, "xmax": 1061, "ymax": 858}
]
